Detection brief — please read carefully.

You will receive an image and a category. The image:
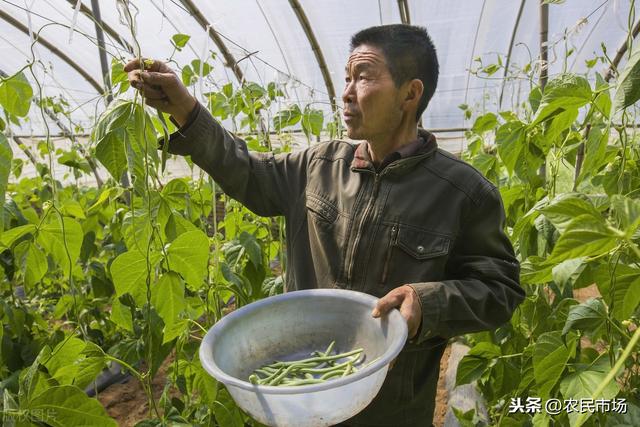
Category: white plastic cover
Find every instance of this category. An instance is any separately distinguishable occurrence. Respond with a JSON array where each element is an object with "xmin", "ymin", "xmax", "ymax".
[{"xmin": 1, "ymin": 0, "xmax": 636, "ymax": 138}]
